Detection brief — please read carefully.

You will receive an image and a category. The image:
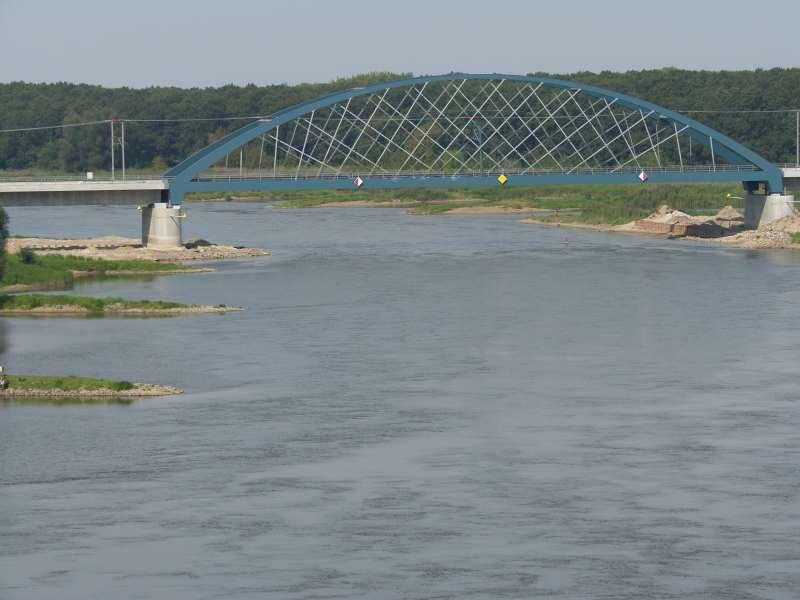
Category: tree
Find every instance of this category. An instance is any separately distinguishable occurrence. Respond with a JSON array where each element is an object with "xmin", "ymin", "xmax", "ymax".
[
  {"xmin": 0, "ymin": 207, "xmax": 7, "ymax": 281},
  {"xmin": 1, "ymin": 70, "xmax": 798, "ymax": 171},
  {"xmin": 150, "ymin": 155, "xmax": 169, "ymax": 172}
]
